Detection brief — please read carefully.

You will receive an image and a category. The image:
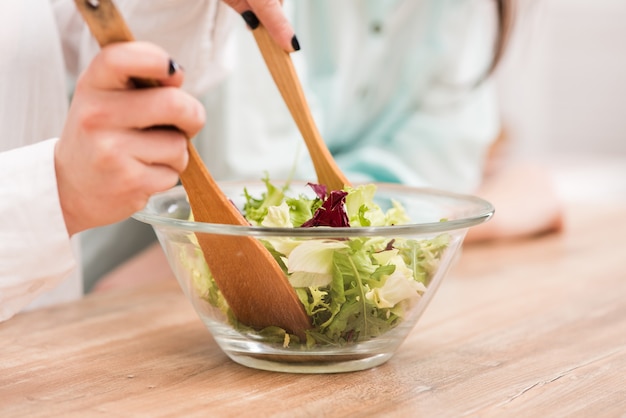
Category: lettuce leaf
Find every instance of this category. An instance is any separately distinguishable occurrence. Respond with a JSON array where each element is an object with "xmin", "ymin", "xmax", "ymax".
[{"xmin": 192, "ymin": 179, "xmax": 451, "ymax": 348}]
